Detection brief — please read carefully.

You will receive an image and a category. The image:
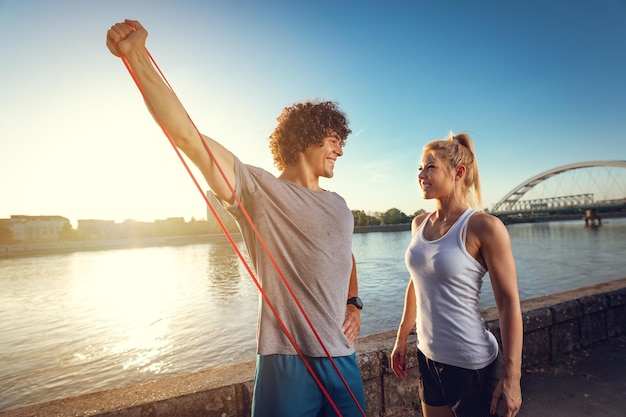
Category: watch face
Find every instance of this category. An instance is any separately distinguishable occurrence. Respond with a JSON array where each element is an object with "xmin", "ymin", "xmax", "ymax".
[{"xmin": 348, "ymin": 296, "xmax": 363, "ymax": 309}]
